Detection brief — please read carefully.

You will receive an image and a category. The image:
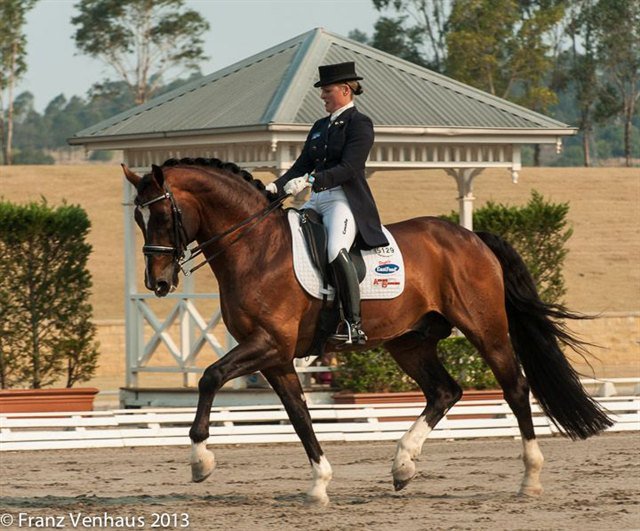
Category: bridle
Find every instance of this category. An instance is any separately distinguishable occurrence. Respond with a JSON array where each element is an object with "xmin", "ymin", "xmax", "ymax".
[
  {"xmin": 136, "ymin": 185, "xmax": 189, "ymax": 261},
  {"xmin": 135, "ymin": 182, "xmax": 288, "ymax": 276}
]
